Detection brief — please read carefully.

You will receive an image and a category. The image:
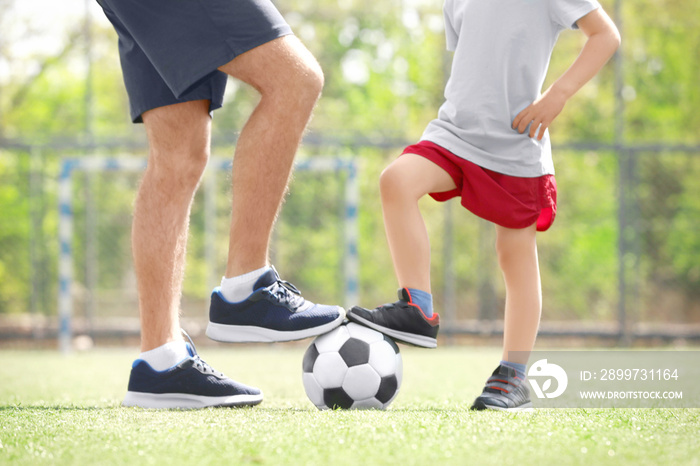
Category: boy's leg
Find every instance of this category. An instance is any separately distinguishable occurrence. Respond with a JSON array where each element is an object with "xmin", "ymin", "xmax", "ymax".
[
  {"xmin": 206, "ymin": 36, "xmax": 345, "ymax": 343},
  {"xmin": 380, "ymin": 154, "xmax": 457, "ymax": 292},
  {"xmin": 347, "ymin": 154, "xmax": 455, "ymax": 348},
  {"xmin": 471, "ymin": 223, "xmax": 540, "ymax": 411},
  {"xmin": 495, "ymin": 223, "xmax": 541, "ymax": 364}
]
